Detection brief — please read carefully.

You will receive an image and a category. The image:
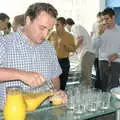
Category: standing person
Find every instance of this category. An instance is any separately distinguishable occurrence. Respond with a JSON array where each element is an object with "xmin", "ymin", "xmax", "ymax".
[
  {"xmin": 0, "ymin": 3, "xmax": 67, "ymax": 109},
  {"xmin": 3, "ymin": 22, "xmax": 12, "ymax": 34},
  {"xmin": 93, "ymin": 8, "xmax": 120, "ymax": 91},
  {"xmin": 71, "ymin": 24, "xmax": 95, "ymax": 88},
  {"xmin": 12, "ymin": 14, "xmax": 25, "ymax": 32},
  {"xmin": 91, "ymin": 12, "xmax": 103, "ymax": 37},
  {"xmin": 0, "ymin": 13, "xmax": 10, "ymax": 35},
  {"xmin": 91, "ymin": 12, "xmax": 103, "ymax": 89},
  {"xmin": 48, "ymin": 17, "xmax": 76, "ymax": 90},
  {"xmin": 65, "ymin": 18, "xmax": 75, "ymax": 33}
]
